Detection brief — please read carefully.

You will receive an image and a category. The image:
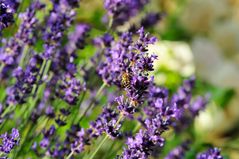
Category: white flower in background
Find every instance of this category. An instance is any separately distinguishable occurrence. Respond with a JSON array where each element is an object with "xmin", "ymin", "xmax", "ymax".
[{"xmin": 148, "ymin": 41, "xmax": 195, "ymax": 84}]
